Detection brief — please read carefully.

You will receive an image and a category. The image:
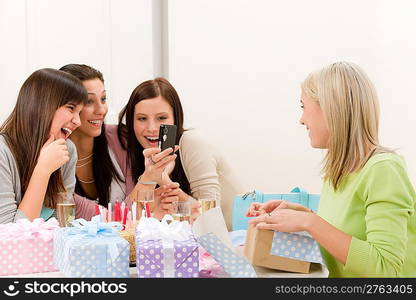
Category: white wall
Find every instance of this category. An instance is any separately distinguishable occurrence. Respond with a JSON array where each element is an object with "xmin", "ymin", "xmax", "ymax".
[
  {"xmin": 168, "ymin": 0, "xmax": 416, "ymax": 193},
  {"xmin": 0, "ymin": 0, "xmax": 155, "ymax": 124},
  {"xmin": 1, "ymin": 0, "xmax": 415, "ymax": 194},
  {"xmin": 0, "ymin": 0, "xmax": 27, "ymax": 122}
]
